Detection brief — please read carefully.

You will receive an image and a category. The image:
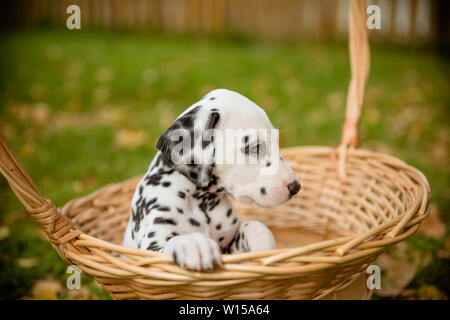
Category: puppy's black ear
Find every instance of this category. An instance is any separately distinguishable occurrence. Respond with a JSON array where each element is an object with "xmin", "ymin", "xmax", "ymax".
[
  {"xmin": 156, "ymin": 107, "xmax": 196, "ymax": 167},
  {"xmin": 156, "ymin": 106, "xmax": 220, "ymax": 187}
]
